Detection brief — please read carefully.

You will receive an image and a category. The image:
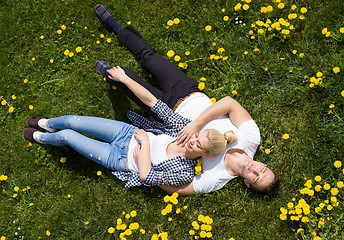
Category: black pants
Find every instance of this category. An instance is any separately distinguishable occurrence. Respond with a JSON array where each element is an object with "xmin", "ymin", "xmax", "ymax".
[{"xmin": 107, "ymin": 25, "xmax": 201, "ymax": 118}]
